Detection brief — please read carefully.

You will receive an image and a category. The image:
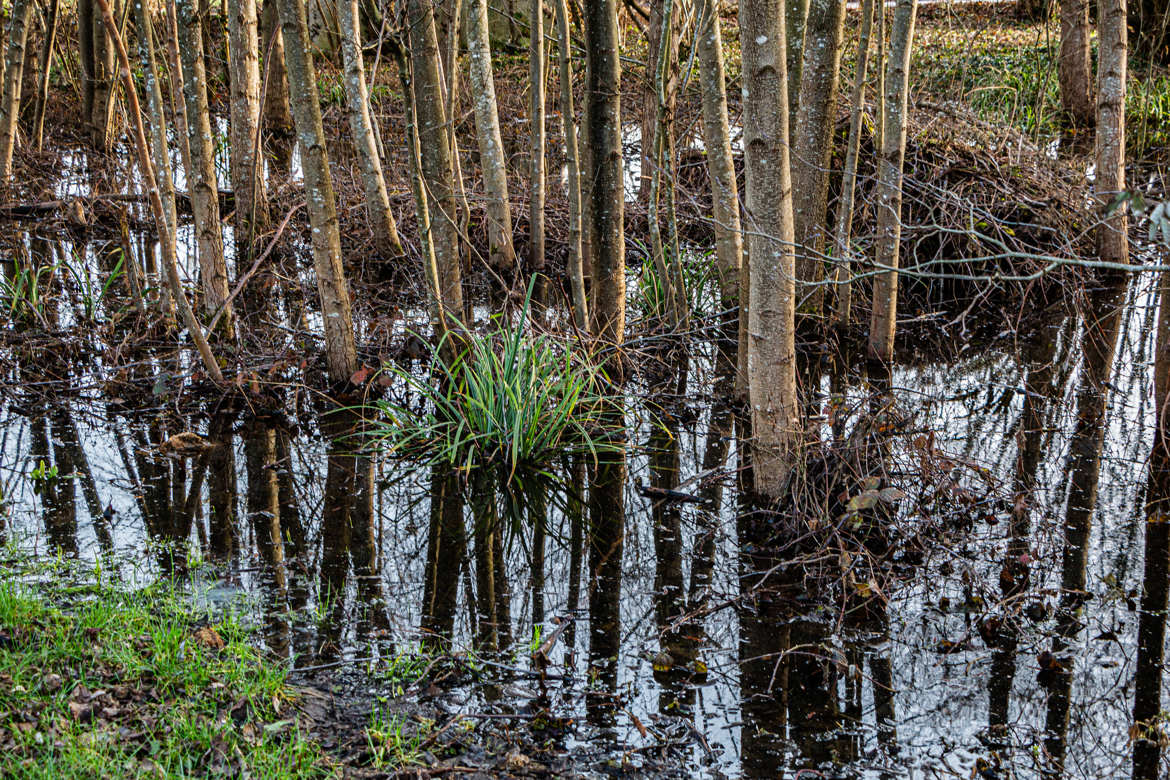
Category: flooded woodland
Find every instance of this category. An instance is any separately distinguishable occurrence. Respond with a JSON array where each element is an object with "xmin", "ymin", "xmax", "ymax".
[{"xmin": 0, "ymin": 0, "xmax": 1169, "ymax": 777}]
